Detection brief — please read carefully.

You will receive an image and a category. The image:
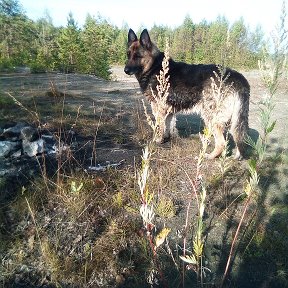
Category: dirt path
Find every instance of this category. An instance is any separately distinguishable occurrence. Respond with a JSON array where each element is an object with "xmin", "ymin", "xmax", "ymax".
[{"xmin": 241, "ymin": 70, "xmax": 288, "ymax": 151}]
